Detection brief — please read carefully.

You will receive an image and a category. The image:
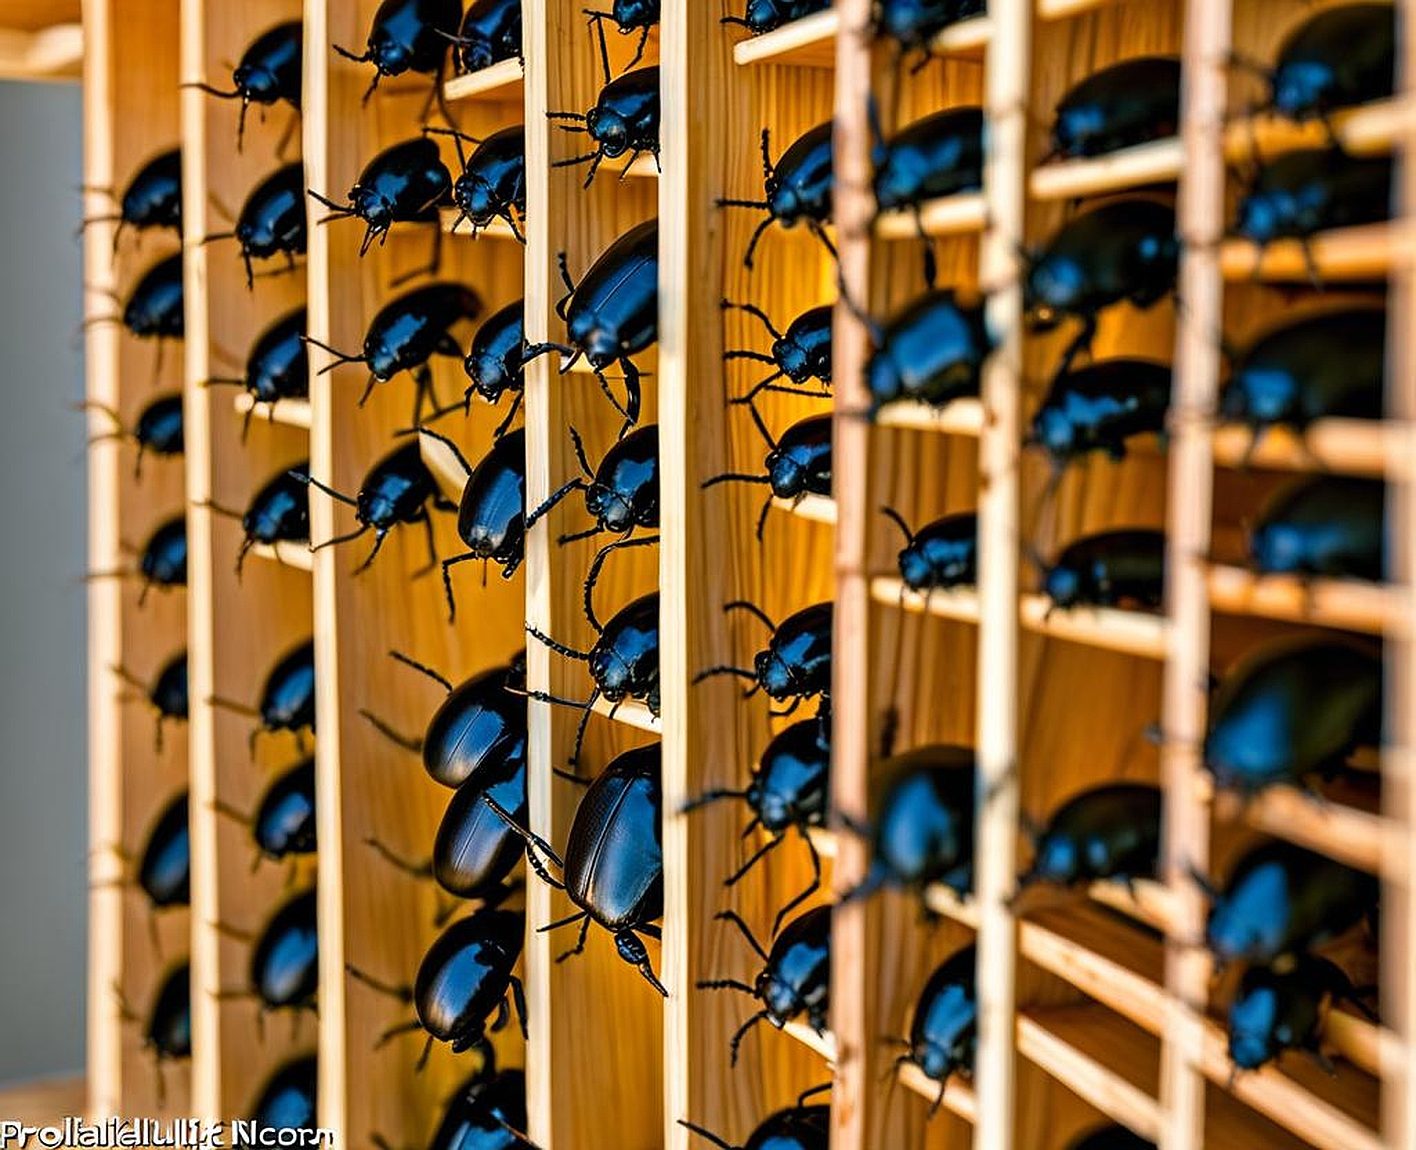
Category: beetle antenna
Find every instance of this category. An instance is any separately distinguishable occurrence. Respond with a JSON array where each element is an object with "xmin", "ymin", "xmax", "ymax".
[
  {"xmin": 359, "ymin": 708, "xmax": 423, "ymax": 753},
  {"xmin": 290, "ymin": 468, "xmax": 359, "ymax": 507},
  {"xmin": 182, "ymin": 80, "xmax": 241, "ymax": 99},
  {"xmin": 207, "ymin": 694, "xmax": 261, "ymax": 717},
  {"xmin": 306, "ymin": 189, "xmax": 356, "ymax": 222},
  {"xmin": 484, "ymin": 794, "xmax": 567, "ymax": 870},
  {"xmin": 695, "ymin": 977, "xmax": 755, "ymax": 996},
  {"xmin": 741, "ymin": 215, "xmax": 774, "ymax": 270},
  {"xmin": 723, "ymin": 599, "xmax": 777, "ymax": 630},
  {"xmin": 728, "ymin": 1010, "xmax": 770, "ymax": 1067},
  {"xmin": 525, "ymin": 478, "xmax": 586, "ymax": 531},
  {"xmin": 744, "ymin": 401, "xmax": 779, "ymax": 451},
  {"xmin": 724, "ymin": 834, "xmax": 781, "ymax": 886},
  {"xmin": 198, "ymin": 376, "xmax": 248, "ymax": 388},
  {"xmin": 551, "ymin": 150, "xmax": 600, "ymax": 170},
  {"xmin": 879, "ymin": 506, "xmax": 915, "ymax": 545},
  {"xmin": 547, "ymin": 110, "xmax": 587, "ymax": 123},
  {"xmin": 198, "ymin": 230, "xmax": 236, "ymax": 245},
  {"xmin": 388, "ymin": 649, "xmax": 453, "ymax": 692},
  {"xmin": 300, "ymin": 335, "xmax": 366, "ymax": 373},
  {"xmin": 680, "ymin": 787, "xmax": 747, "ymax": 814},
  {"xmin": 311, "ymin": 523, "xmax": 370, "ymax": 554},
  {"xmin": 693, "ymin": 664, "xmax": 757, "ymax": 684},
  {"xmin": 211, "ymin": 799, "xmax": 252, "ymax": 826},
  {"xmin": 331, "ymin": 42, "xmax": 373, "ymax": 63},
  {"xmin": 700, "ymin": 471, "xmax": 770, "ymax": 489},
  {"xmin": 192, "ymin": 497, "xmax": 244, "ymax": 520},
  {"xmin": 677, "ymin": 1122, "xmax": 737, "ymax": 1150},
  {"xmin": 714, "ymin": 909, "xmax": 769, "ymax": 960},
  {"xmin": 524, "ymin": 624, "xmax": 588, "ymax": 660}
]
